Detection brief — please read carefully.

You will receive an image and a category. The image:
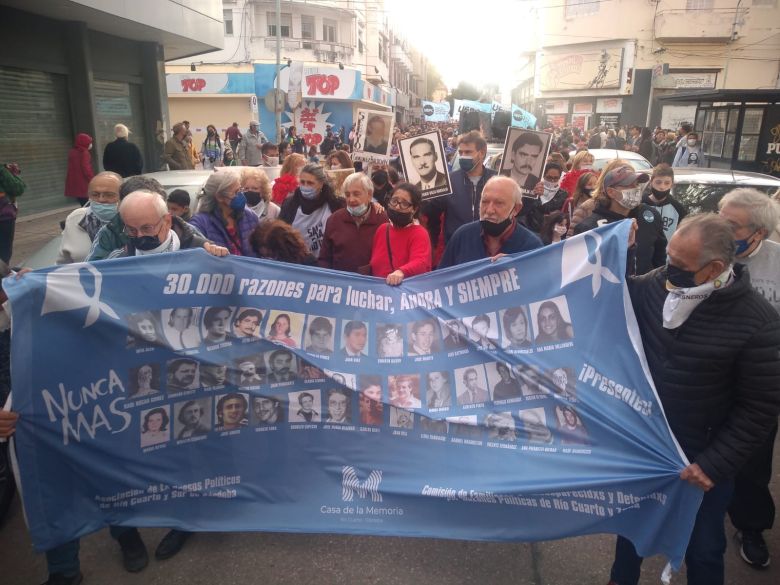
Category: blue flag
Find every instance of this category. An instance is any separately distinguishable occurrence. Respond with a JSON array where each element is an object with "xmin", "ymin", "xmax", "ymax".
[
  {"xmin": 5, "ymin": 222, "xmax": 701, "ymax": 566},
  {"xmin": 512, "ymin": 104, "xmax": 537, "ymax": 129}
]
